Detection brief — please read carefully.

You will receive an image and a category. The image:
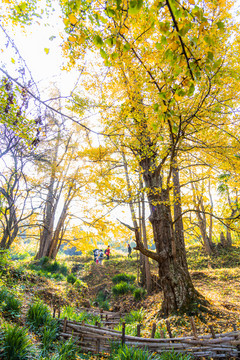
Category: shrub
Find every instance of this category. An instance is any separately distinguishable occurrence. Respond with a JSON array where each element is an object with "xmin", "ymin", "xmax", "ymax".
[
  {"xmin": 111, "ymin": 344, "xmax": 160, "ymax": 359},
  {"xmin": 159, "ymin": 351, "xmax": 193, "ymax": 359},
  {"xmin": 0, "ymin": 287, "xmax": 9, "ymax": 303},
  {"xmin": 2, "ymin": 294, "xmax": 22, "ymax": 320},
  {"xmin": 29, "ymin": 259, "xmax": 68, "ymax": 278},
  {"xmin": 54, "ymin": 337, "xmax": 79, "ymax": 360},
  {"xmin": 67, "ymin": 274, "xmax": 77, "ymax": 284},
  {"xmin": 112, "ymin": 281, "xmax": 135, "ymax": 297},
  {"xmin": 39, "ymin": 256, "xmax": 50, "ymax": 266},
  {"xmin": 10, "ymin": 251, "xmax": 30, "ymax": 261},
  {"xmin": 133, "ymin": 288, "xmax": 146, "ymax": 301},
  {"xmin": 40, "ymin": 319, "xmax": 59, "ymax": 357},
  {"xmin": 74, "ymin": 279, "xmax": 88, "ymax": 290},
  {"xmin": 112, "ymin": 273, "xmax": 136, "ymax": 284},
  {"xmin": 111, "ymin": 345, "xmax": 193, "ymax": 360},
  {"xmin": 52, "ymin": 273, "xmax": 65, "ymax": 281},
  {"xmin": 124, "ymin": 309, "xmax": 145, "ymax": 324},
  {"xmin": 26, "ymin": 301, "xmax": 52, "ymax": 332},
  {"xmin": 95, "ymin": 290, "xmax": 110, "ymax": 310},
  {"xmin": 0, "ymin": 250, "xmax": 10, "ymax": 268},
  {"xmin": 100, "ymin": 300, "xmax": 110, "ymax": 311},
  {"xmin": 0, "ymin": 324, "xmax": 37, "ymax": 360}
]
